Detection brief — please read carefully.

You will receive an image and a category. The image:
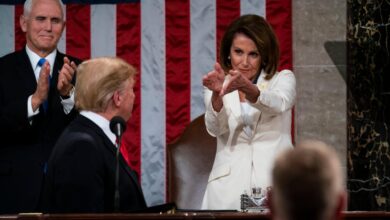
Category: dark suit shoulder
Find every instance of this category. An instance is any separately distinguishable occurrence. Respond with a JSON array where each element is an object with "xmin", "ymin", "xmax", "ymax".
[
  {"xmin": 54, "ymin": 115, "xmax": 108, "ymax": 153},
  {"xmin": 0, "ymin": 49, "xmax": 32, "ymax": 92},
  {"xmin": 0, "ymin": 50, "xmax": 24, "ymax": 67},
  {"xmin": 57, "ymin": 122, "xmax": 99, "ymax": 147},
  {"xmin": 0, "ymin": 50, "xmax": 21, "ymax": 60},
  {"xmin": 50, "ymin": 120, "xmax": 105, "ymax": 168}
]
